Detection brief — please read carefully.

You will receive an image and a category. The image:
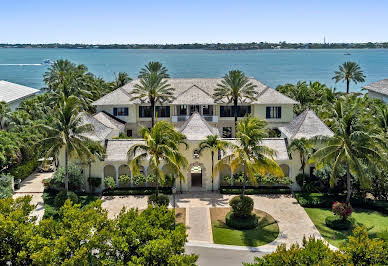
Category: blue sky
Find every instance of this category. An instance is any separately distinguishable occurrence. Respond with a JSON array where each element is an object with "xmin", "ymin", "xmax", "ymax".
[{"xmin": 1, "ymin": 0, "xmax": 387, "ymax": 44}]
